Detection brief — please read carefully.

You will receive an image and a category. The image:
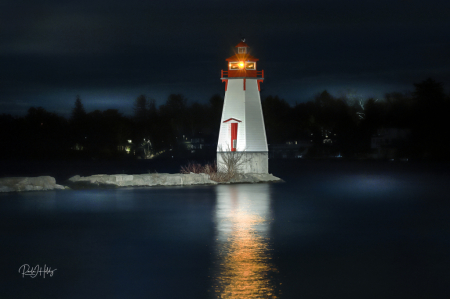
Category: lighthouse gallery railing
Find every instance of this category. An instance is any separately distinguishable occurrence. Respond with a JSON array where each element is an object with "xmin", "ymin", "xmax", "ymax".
[{"xmin": 221, "ymin": 70, "xmax": 264, "ymax": 78}]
